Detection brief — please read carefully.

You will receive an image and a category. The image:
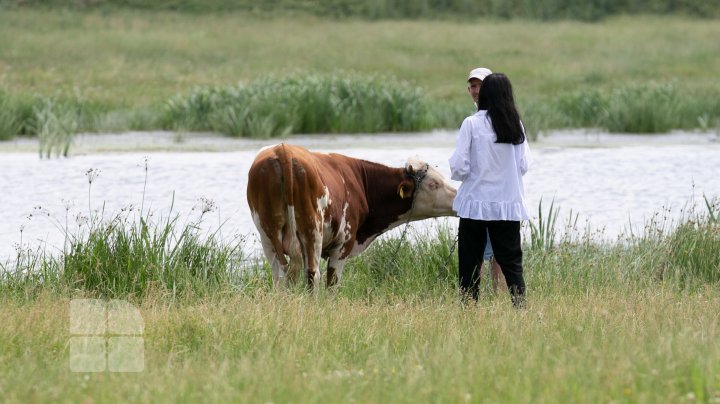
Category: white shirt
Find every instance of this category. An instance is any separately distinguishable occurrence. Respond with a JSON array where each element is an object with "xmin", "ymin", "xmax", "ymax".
[{"xmin": 449, "ymin": 110, "xmax": 531, "ymax": 221}]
